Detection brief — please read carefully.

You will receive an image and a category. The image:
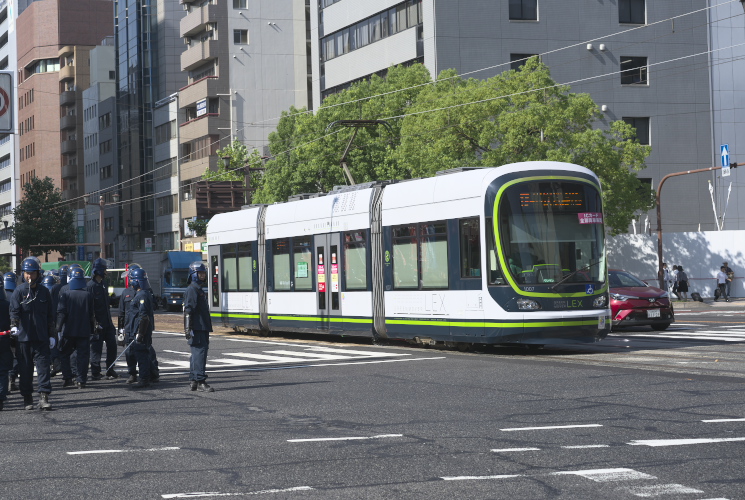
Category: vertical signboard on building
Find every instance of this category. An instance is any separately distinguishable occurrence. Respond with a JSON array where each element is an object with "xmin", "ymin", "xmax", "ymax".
[
  {"xmin": 196, "ymin": 99, "xmax": 207, "ymax": 117},
  {"xmin": 0, "ymin": 72, "xmax": 13, "ymax": 134}
]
